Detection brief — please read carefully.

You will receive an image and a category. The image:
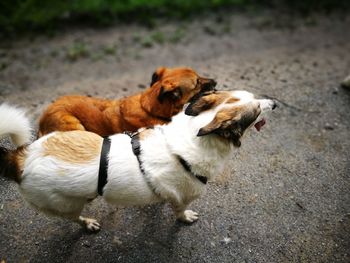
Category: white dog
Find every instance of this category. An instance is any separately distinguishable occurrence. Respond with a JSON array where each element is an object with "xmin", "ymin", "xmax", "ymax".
[{"xmin": 0, "ymin": 90, "xmax": 276, "ymax": 231}]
